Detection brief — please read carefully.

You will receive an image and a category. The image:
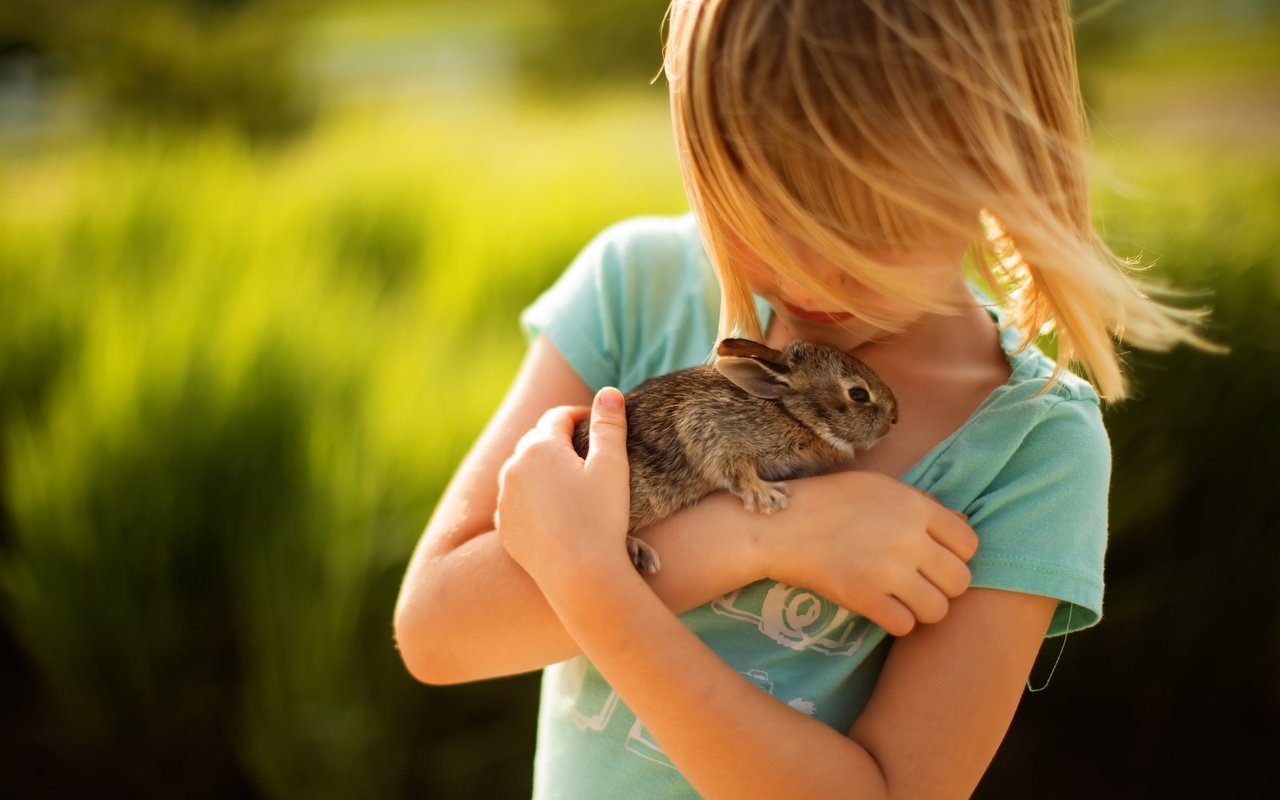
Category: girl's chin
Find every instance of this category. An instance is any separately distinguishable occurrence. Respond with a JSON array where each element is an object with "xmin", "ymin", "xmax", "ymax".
[
  {"xmin": 781, "ymin": 302, "xmax": 856, "ymax": 324},
  {"xmin": 776, "ymin": 304, "xmax": 918, "ymax": 351}
]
